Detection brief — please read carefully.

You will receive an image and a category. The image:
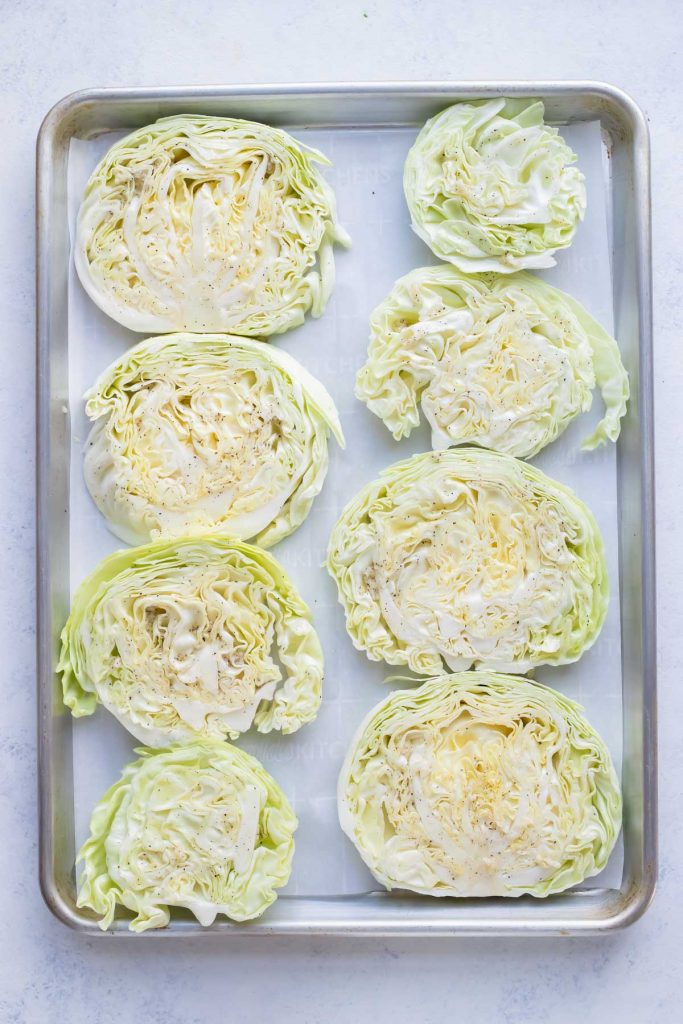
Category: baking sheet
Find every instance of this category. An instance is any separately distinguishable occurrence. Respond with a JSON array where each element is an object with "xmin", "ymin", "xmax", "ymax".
[{"xmin": 66, "ymin": 117, "xmax": 623, "ymax": 900}]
